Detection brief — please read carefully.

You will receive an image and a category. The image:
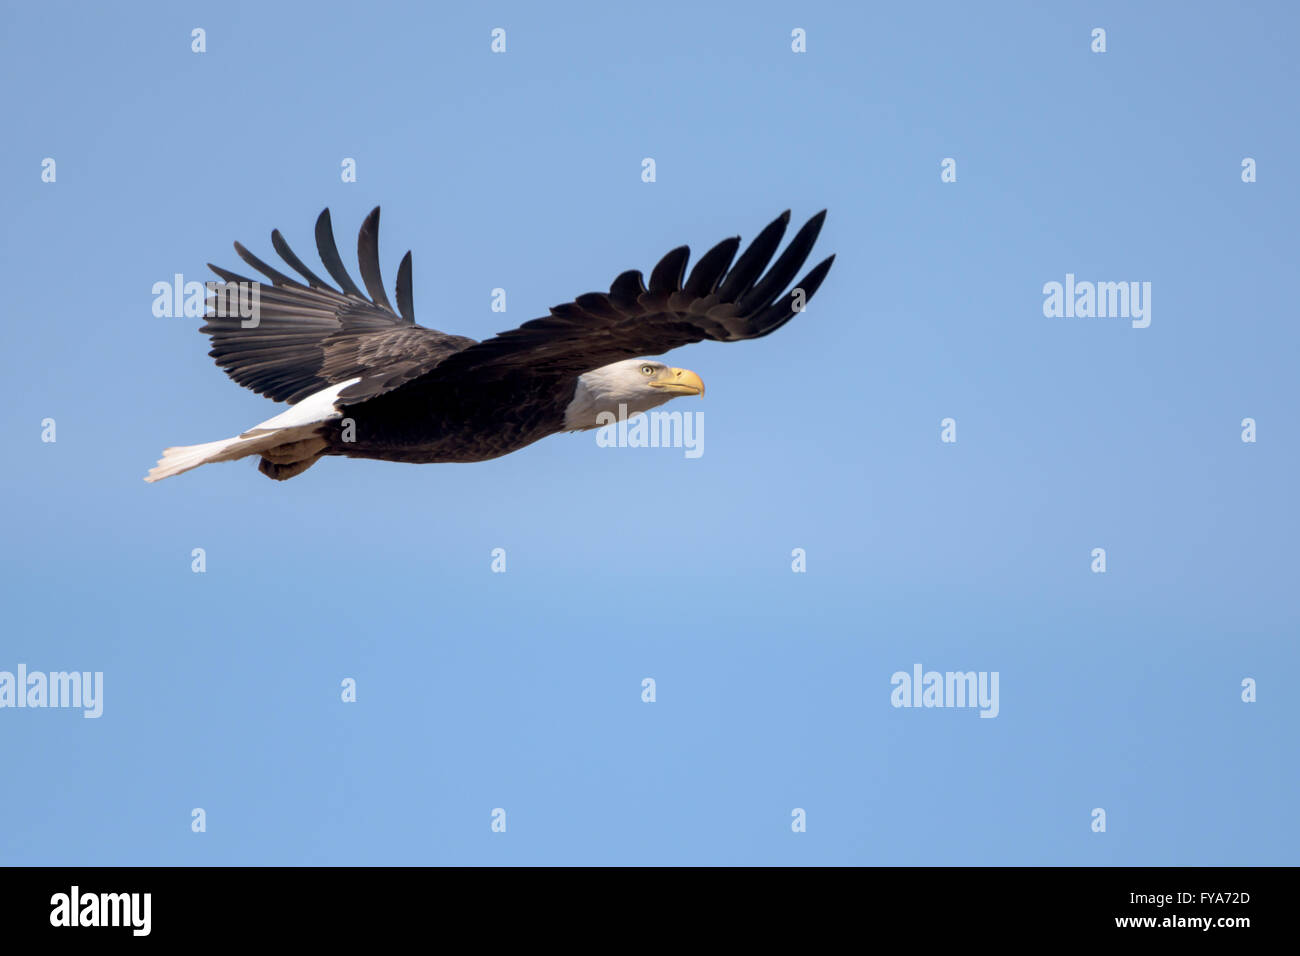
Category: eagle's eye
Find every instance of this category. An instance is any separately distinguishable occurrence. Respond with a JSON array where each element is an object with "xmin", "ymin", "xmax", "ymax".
[{"xmin": 640, "ymin": 365, "xmax": 655, "ymax": 375}]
